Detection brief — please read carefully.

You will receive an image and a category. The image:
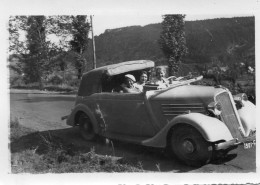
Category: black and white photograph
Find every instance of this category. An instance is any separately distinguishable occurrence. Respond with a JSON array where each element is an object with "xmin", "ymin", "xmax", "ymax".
[{"xmin": 1, "ymin": 0, "xmax": 259, "ymax": 184}]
